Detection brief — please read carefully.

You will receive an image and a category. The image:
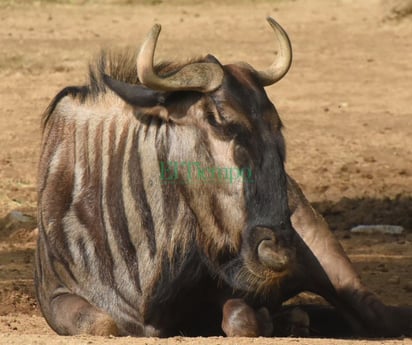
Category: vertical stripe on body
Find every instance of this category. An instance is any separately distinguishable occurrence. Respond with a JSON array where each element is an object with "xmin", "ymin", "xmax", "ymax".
[
  {"xmin": 73, "ymin": 120, "xmax": 115, "ymax": 285},
  {"xmin": 105, "ymin": 118, "xmax": 142, "ymax": 293}
]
